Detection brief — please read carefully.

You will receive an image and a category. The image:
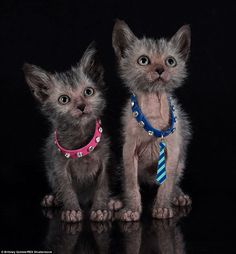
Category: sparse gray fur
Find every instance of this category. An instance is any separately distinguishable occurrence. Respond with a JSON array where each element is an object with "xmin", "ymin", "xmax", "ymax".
[
  {"xmin": 23, "ymin": 45, "xmax": 118, "ymax": 222},
  {"xmin": 112, "ymin": 20, "xmax": 192, "ymax": 220}
]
